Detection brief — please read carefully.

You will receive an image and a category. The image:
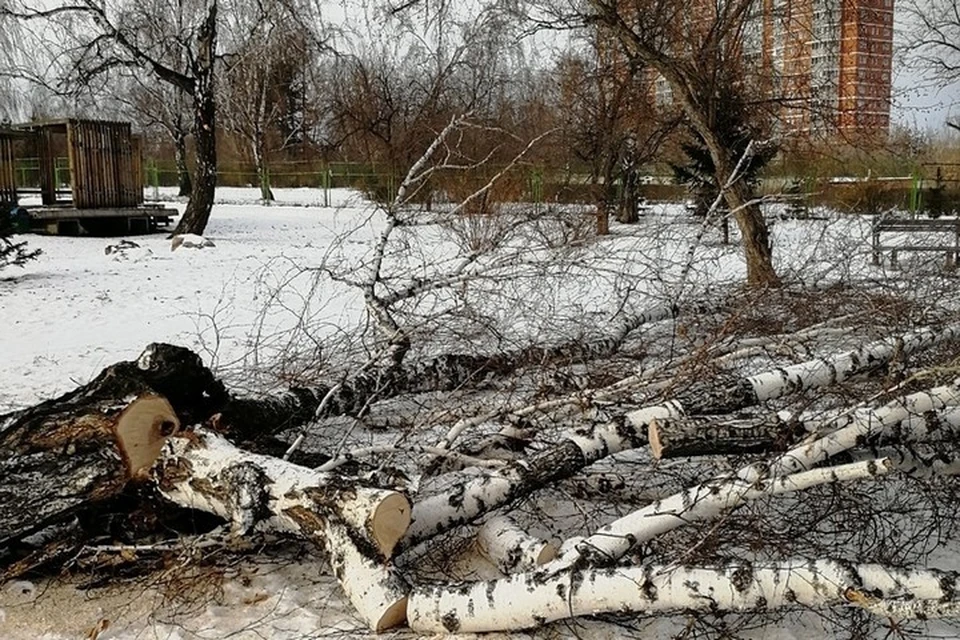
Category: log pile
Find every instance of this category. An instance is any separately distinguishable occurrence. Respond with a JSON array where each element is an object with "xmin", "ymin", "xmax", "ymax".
[{"xmin": 4, "ymin": 320, "xmax": 960, "ymax": 634}]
